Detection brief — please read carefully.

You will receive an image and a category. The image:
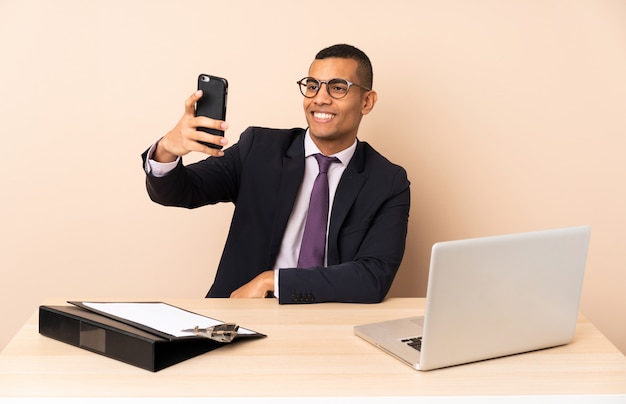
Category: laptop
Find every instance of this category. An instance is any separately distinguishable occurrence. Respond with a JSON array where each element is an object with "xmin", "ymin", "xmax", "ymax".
[{"xmin": 354, "ymin": 225, "xmax": 591, "ymax": 371}]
